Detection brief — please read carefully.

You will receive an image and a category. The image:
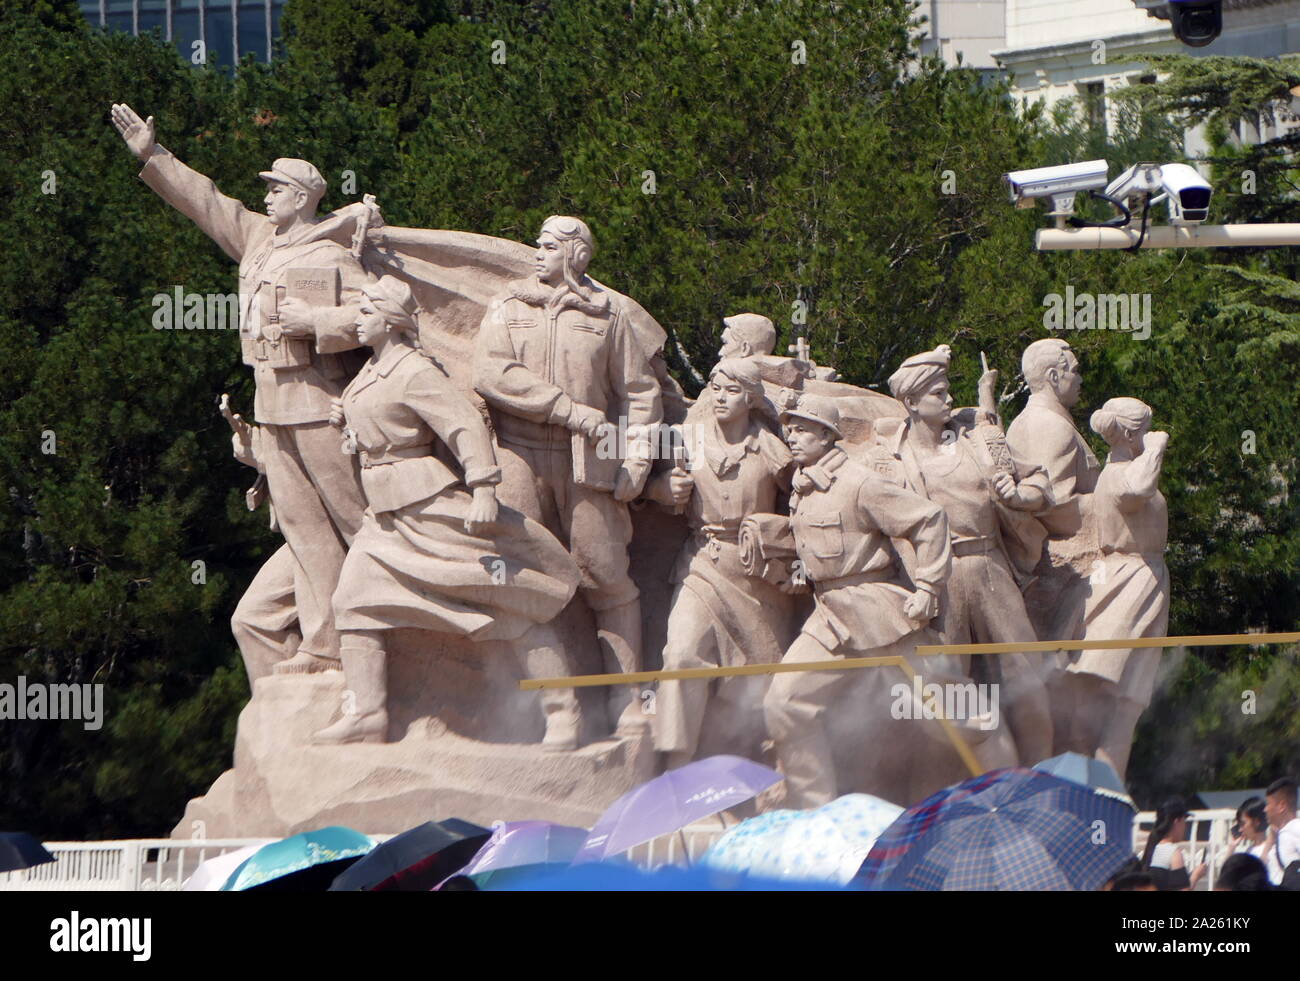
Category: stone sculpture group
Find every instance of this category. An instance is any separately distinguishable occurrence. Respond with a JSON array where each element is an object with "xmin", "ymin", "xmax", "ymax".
[{"xmin": 110, "ymin": 104, "xmax": 1171, "ymax": 834}]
